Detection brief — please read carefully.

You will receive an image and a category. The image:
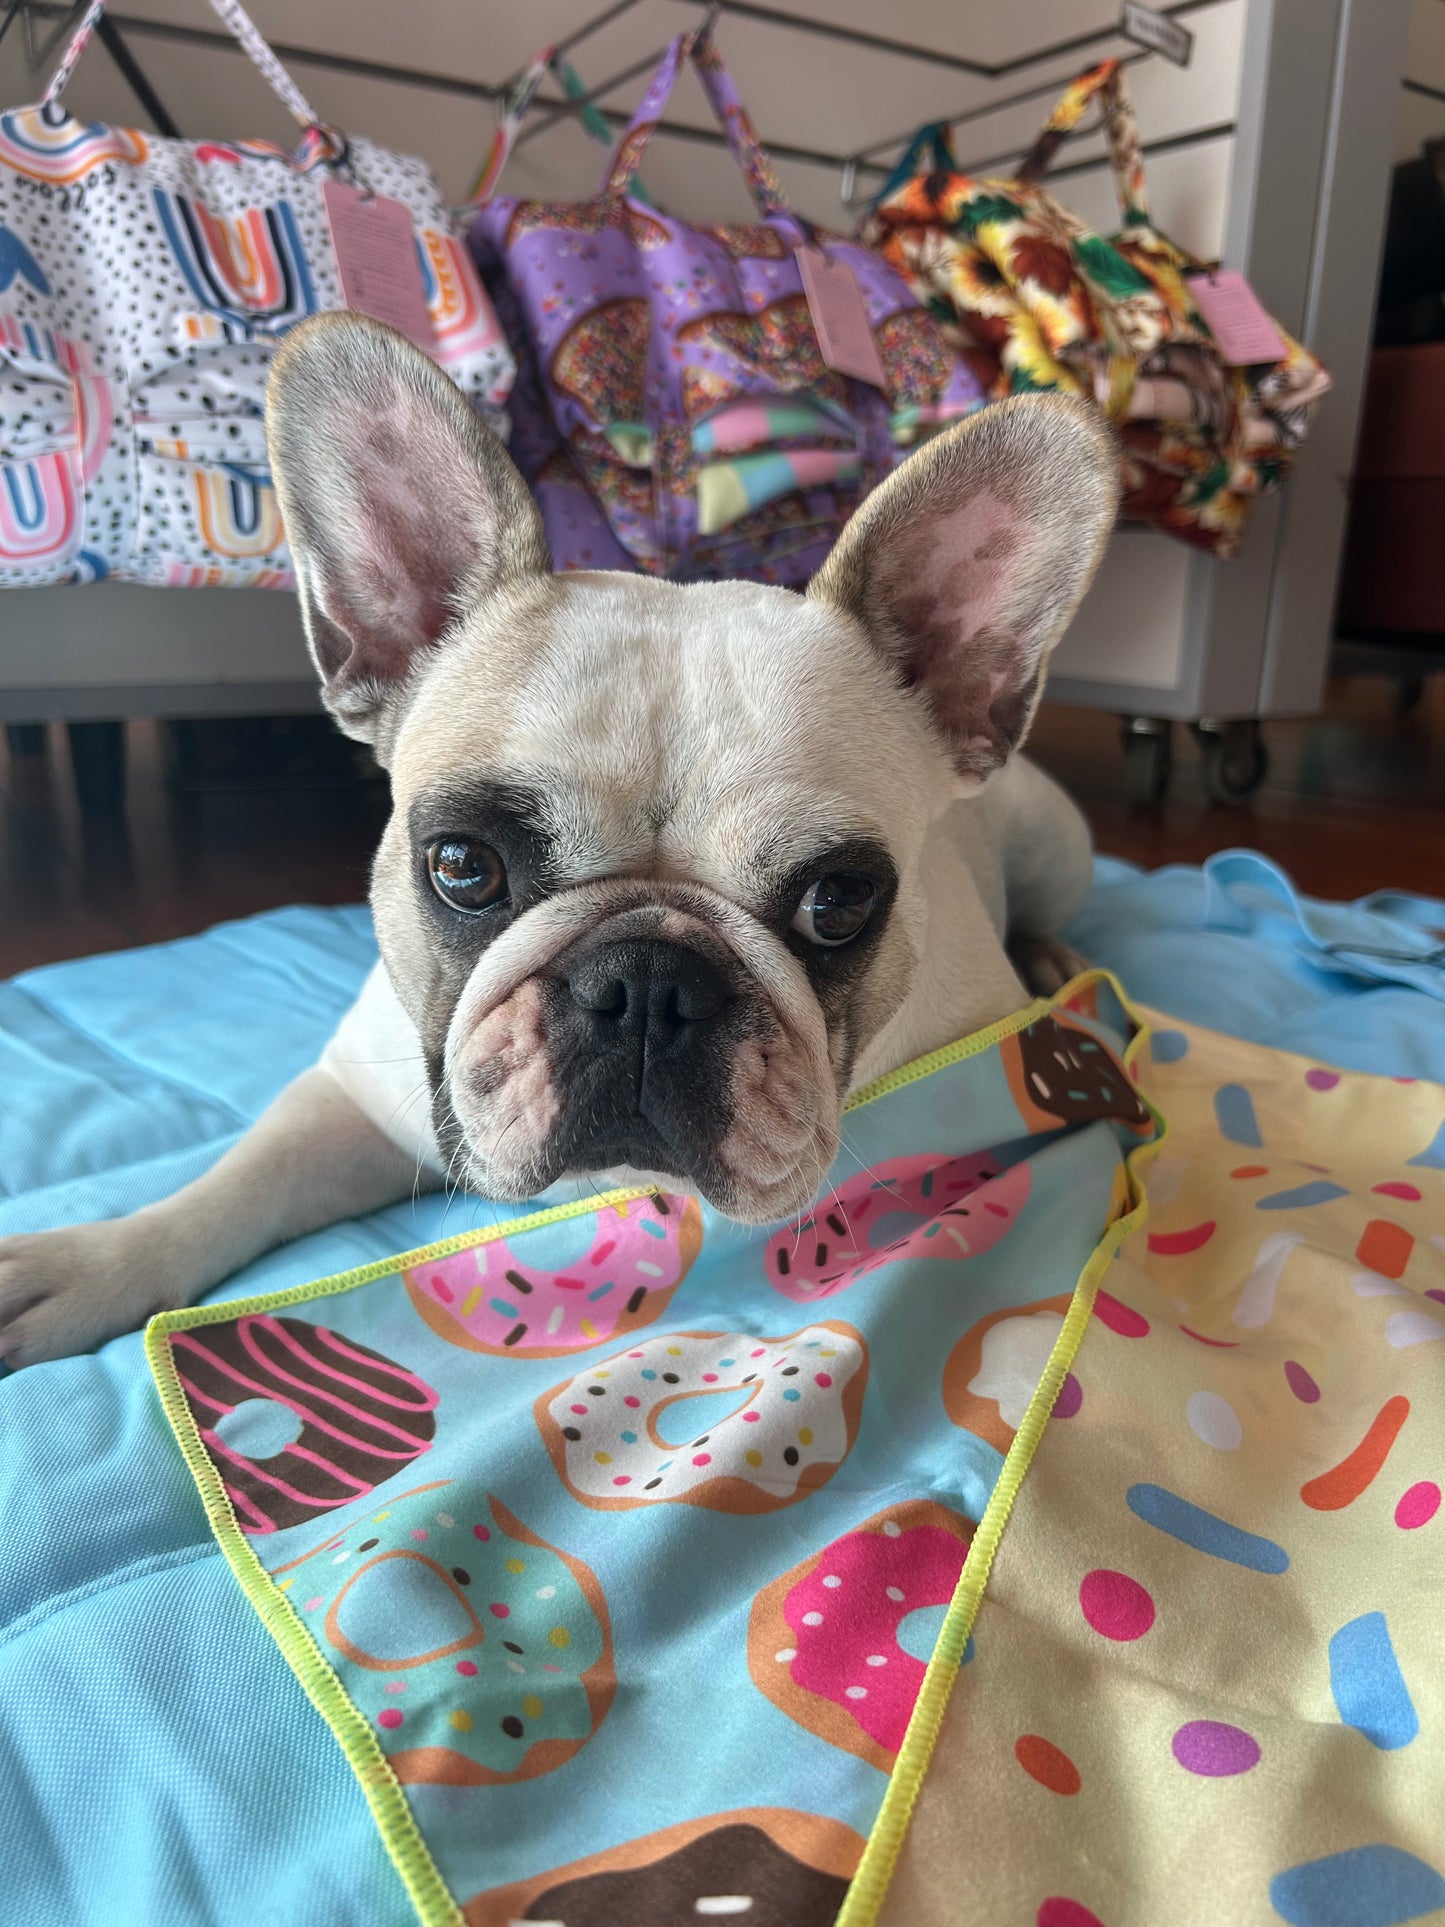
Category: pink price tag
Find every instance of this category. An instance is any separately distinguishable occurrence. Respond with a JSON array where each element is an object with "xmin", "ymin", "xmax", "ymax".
[
  {"xmin": 322, "ymin": 180, "xmax": 435, "ymax": 353},
  {"xmin": 796, "ymin": 245, "xmax": 887, "ymax": 390},
  {"xmin": 1186, "ymin": 270, "xmax": 1287, "ymax": 366}
]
